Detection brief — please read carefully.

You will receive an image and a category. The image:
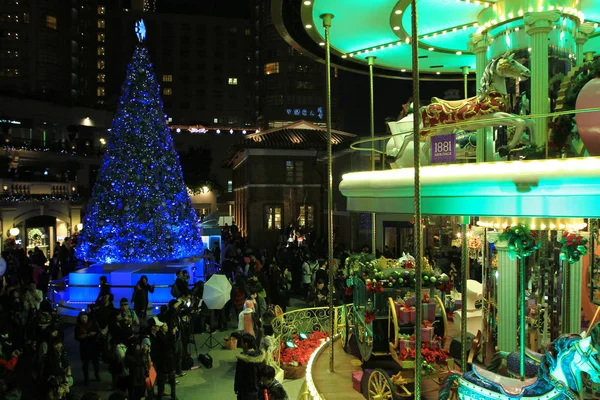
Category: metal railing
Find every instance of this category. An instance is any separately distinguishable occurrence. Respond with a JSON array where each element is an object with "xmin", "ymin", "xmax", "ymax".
[{"xmin": 271, "ymin": 303, "xmax": 353, "ymax": 364}]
